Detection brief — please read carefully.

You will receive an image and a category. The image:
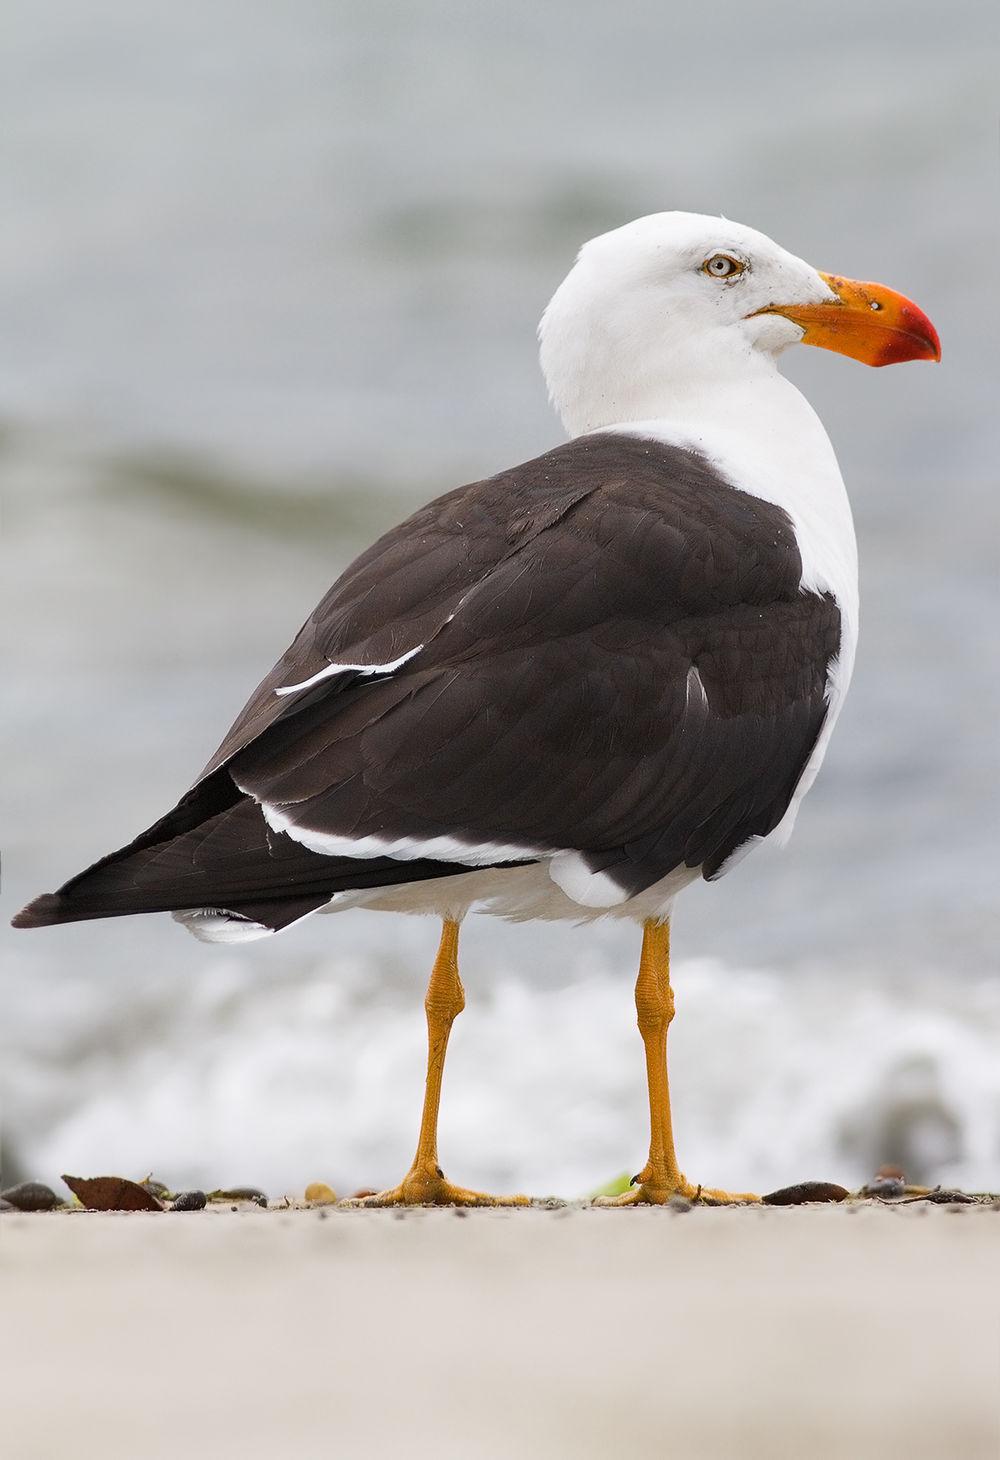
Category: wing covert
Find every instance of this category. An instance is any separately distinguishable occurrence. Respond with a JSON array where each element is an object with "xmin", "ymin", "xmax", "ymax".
[{"xmin": 211, "ymin": 434, "xmax": 841, "ymax": 897}]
